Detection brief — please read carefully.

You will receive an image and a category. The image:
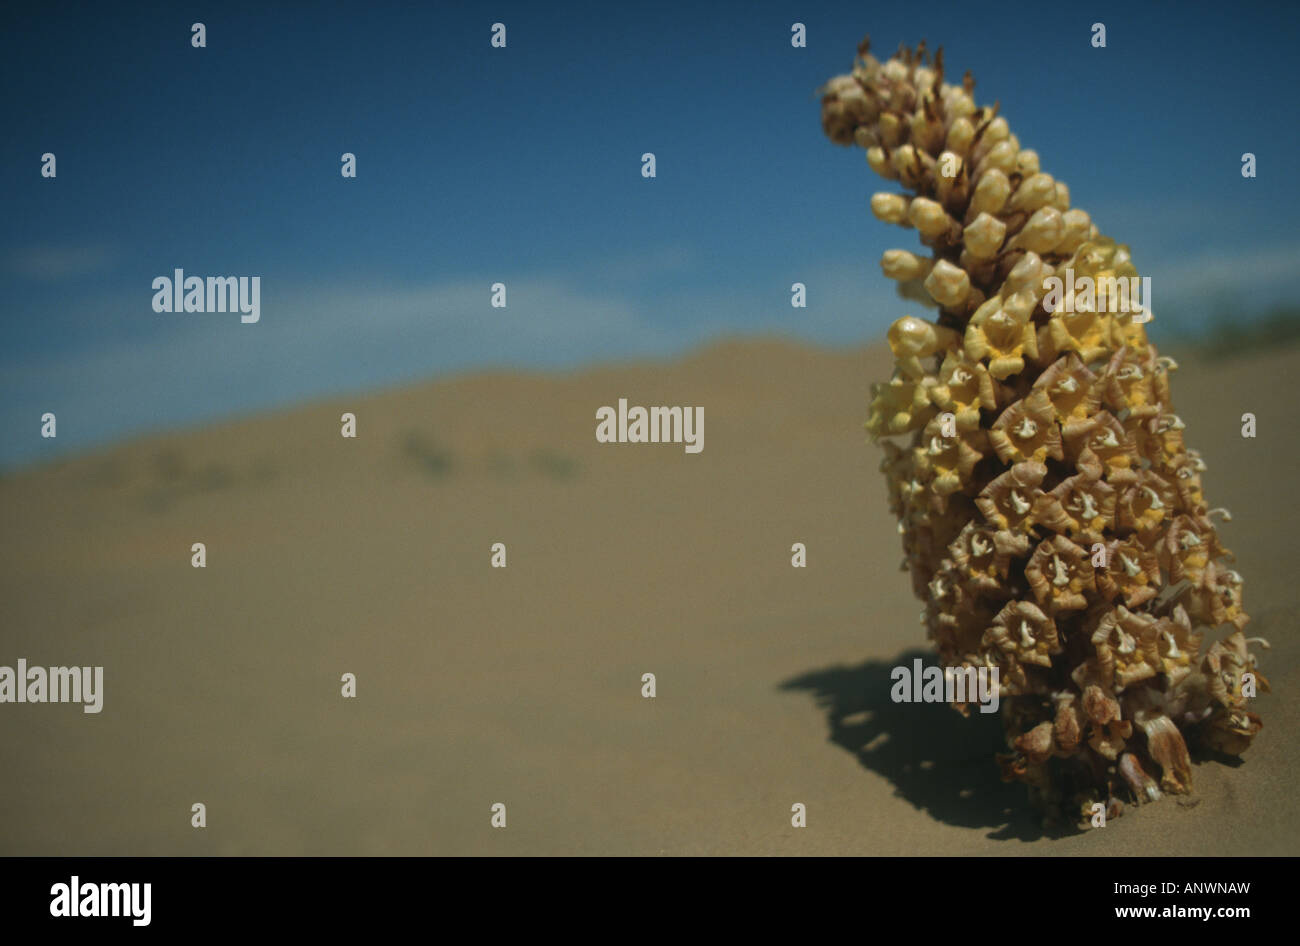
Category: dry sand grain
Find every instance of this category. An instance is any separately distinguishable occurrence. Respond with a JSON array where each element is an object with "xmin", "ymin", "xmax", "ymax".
[{"xmin": 0, "ymin": 337, "xmax": 1294, "ymax": 855}]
